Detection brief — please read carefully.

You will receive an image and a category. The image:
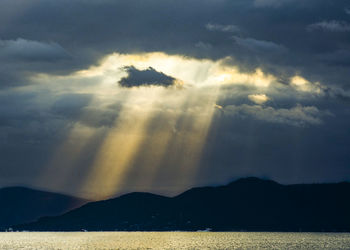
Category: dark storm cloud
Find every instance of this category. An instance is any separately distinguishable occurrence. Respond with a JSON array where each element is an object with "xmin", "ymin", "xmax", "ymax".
[
  {"xmin": 119, "ymin": 66, "xmax": 177, "ymax": 88},
  {"xmin": 0, "ymin": 38, "xmax": 71, "ymax": 88},
  {"xmin": 0, "ymin": 0, "xmax": 350, "ymax": 89}
]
